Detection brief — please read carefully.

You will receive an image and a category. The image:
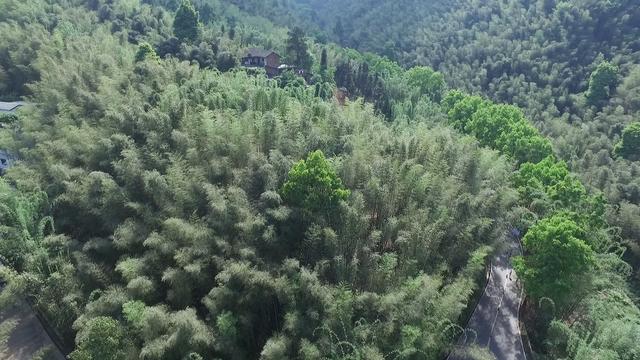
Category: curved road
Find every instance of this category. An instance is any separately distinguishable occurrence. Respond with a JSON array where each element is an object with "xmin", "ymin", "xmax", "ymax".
[{"xmin": 449, "ymin": 239, "xmax": 526, "ymax": 360}]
